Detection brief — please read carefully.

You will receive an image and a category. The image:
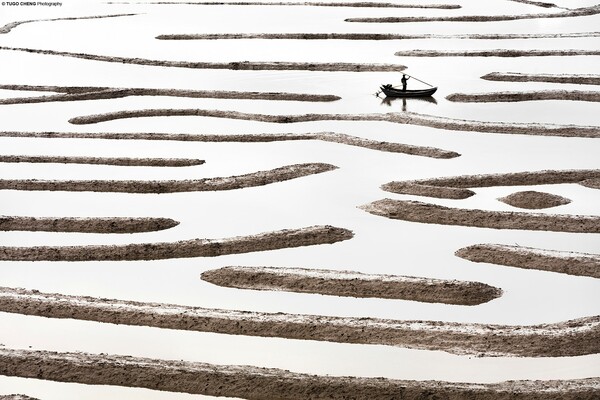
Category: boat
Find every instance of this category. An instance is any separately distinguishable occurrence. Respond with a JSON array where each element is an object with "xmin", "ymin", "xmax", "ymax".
[{"xmin": 379, "ymin": 84, "xmax": 437, "ymax": 98}]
